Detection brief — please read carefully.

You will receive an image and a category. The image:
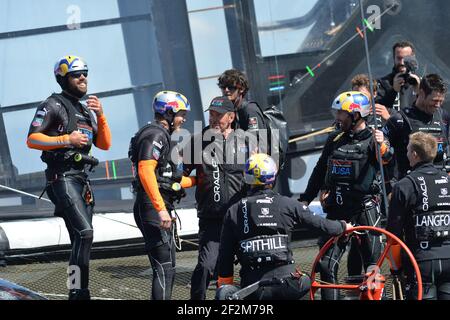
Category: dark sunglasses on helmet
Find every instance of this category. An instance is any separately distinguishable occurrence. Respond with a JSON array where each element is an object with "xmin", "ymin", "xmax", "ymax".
[{"xmin": 69, "ymin": 71, "xmax": 88, "ymax": 78}]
